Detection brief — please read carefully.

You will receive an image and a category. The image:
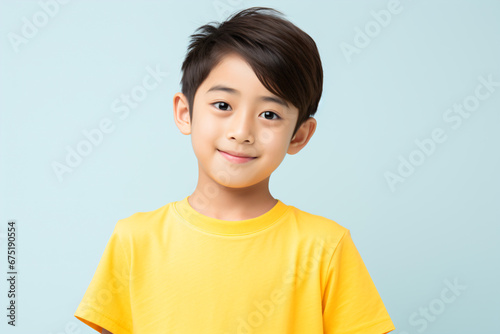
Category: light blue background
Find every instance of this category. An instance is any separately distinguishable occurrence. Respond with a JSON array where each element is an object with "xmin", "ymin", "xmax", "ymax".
[{"xmin": 1, "ymin": 0, "xmax": 499, "ymax": 333}]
